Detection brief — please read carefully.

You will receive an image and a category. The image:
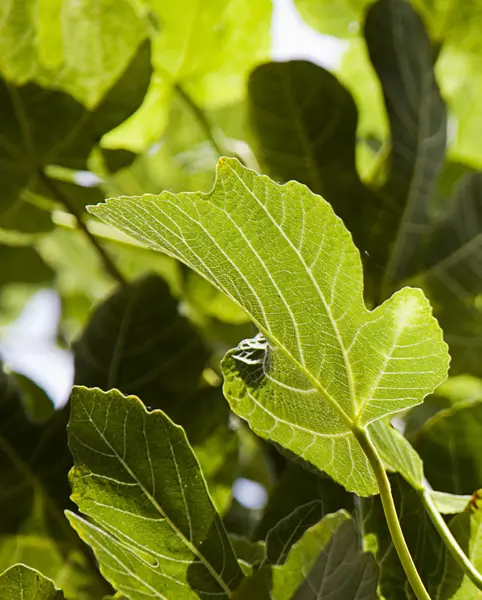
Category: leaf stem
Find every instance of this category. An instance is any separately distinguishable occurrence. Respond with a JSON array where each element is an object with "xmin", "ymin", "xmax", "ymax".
[
  {"xmin": 38, "ymin": 170, "xmax": 127, "ymax": 286},
  {"xmin": 422, "ymin": 489, "xmax": 482, "ymax": 590},
  {"xmin": 174, "ymin": 83, "xmax": 225, "ymax": 157},
  {"xmin": 174, "ymin": 83, "xmax": 249, "ymax": 167},
  {"xmin": 353, "ymin": 426, "xmax": 431, "ymax": 600}
]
